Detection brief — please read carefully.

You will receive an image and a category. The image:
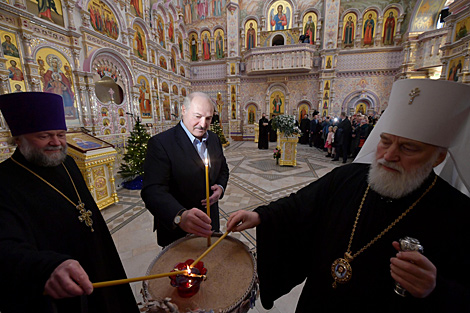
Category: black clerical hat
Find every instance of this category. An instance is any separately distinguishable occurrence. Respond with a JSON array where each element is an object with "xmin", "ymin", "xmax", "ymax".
[{"xmin": 0, "ymin": 92, "xmax": 67, "ymax": 136}]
